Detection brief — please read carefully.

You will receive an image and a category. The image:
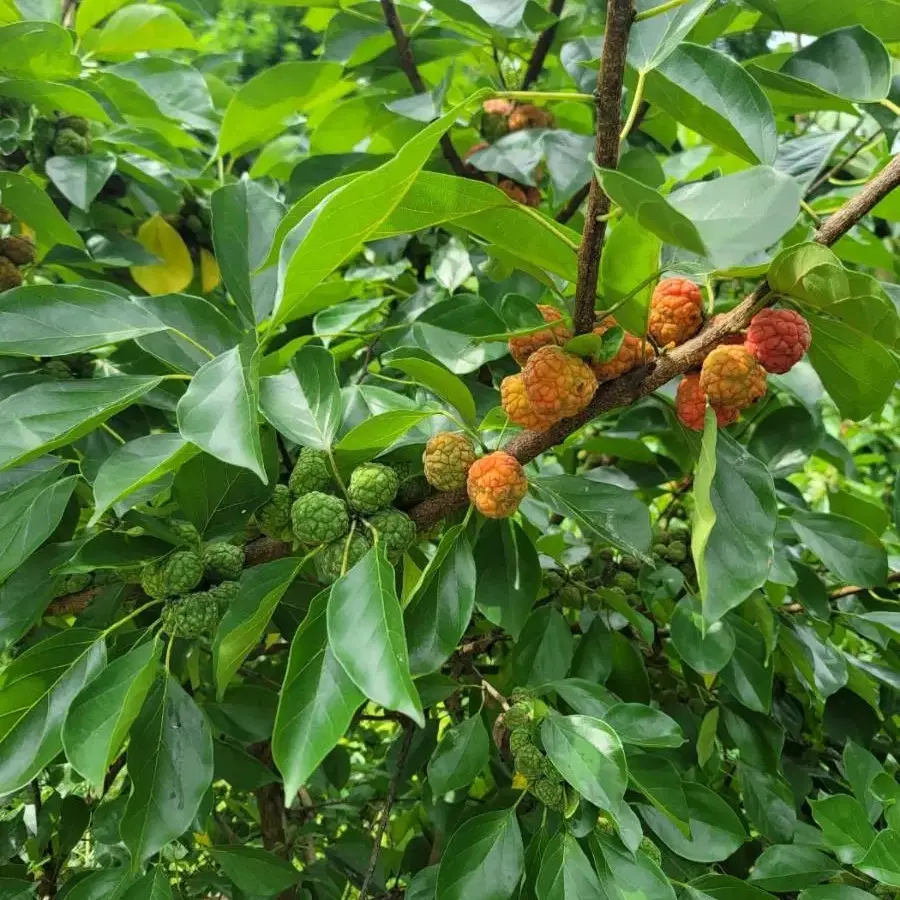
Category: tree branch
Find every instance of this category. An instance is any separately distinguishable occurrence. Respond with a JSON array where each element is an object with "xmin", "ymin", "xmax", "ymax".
[
  {"xmin": 521, "ymin": 0, "xmax": 565, "ymax": 90},
  {"xmin": 572, "ymin": 0, "xmax": 636, "ymax": 335},
  {"xmin": 379, "ymin": 0, "xmax": 473, "ymax": 180}
]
